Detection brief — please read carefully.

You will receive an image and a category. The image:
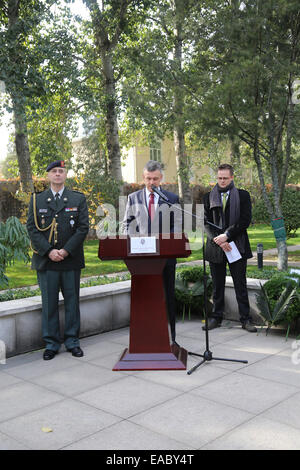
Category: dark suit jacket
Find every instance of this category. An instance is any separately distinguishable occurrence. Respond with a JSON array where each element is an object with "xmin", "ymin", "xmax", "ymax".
[
  {"xmin": 122, "ymin": 187, "xmax": 182, "ymax": 267},
  {"xmin": 27, "ymin": 187, "xmax": 89, "ymax": 271},
  {"xmin": 122, "ymin": 188, "xmax": 182, "ymax": 236},
  {"xmin": 204, "ymin": 188, "xmax": 253, "ymax": 264}
]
